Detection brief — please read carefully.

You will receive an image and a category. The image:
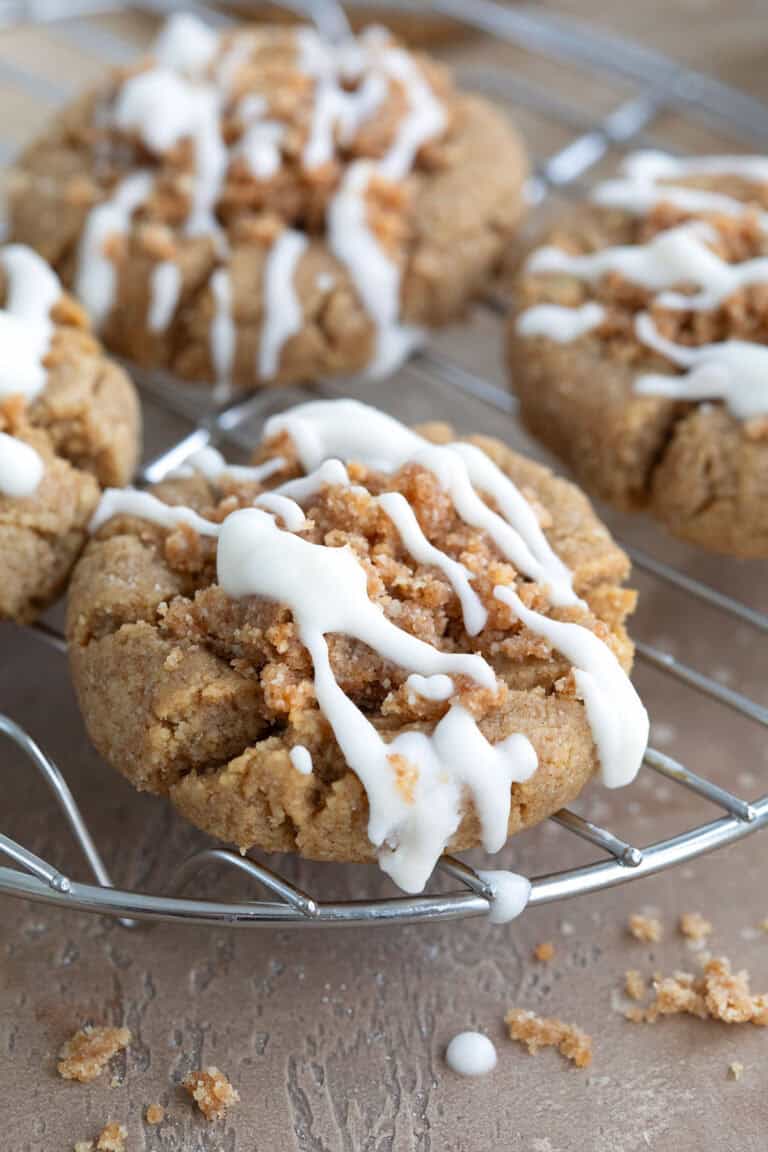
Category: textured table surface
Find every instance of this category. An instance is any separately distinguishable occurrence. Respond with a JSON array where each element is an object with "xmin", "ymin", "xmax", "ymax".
[{"xmin": 1, "ymin": 5, "xmax": 767, "ymax": 1151}]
